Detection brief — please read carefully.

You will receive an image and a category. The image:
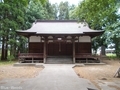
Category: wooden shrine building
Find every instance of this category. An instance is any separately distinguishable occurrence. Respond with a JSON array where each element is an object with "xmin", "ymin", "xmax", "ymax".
[{"xmin": 17, "ymin": 20, "xmax": 104, "ymax": 63}]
